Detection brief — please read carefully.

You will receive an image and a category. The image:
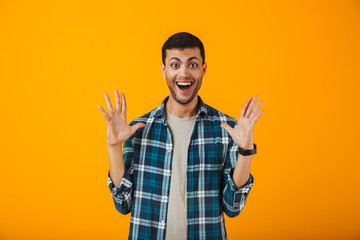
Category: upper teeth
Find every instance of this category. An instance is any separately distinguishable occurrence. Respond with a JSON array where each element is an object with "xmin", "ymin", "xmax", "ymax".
[{"xmin": 177, "ymin": 82, "xmax": 191, "ymax": 86}]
